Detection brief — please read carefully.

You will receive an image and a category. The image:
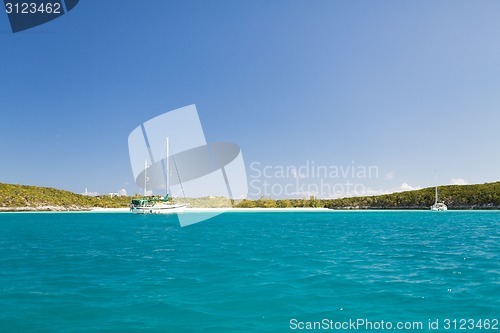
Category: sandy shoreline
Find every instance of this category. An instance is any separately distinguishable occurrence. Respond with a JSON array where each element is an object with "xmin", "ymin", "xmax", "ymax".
[
  {"xmin": 3, "ymin": 206, "xmax": 496, "ymax": 213},
  {"xmin": 91, "ymin": 207, "xmax": 332, "ymax": 213},
  {"xmin": 2, "ymin": 207, "xmax": 497, "ymax": 213},
  {"xmin": 0, "ymin": 207, "xmax": 331, "ymax": 213}
]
